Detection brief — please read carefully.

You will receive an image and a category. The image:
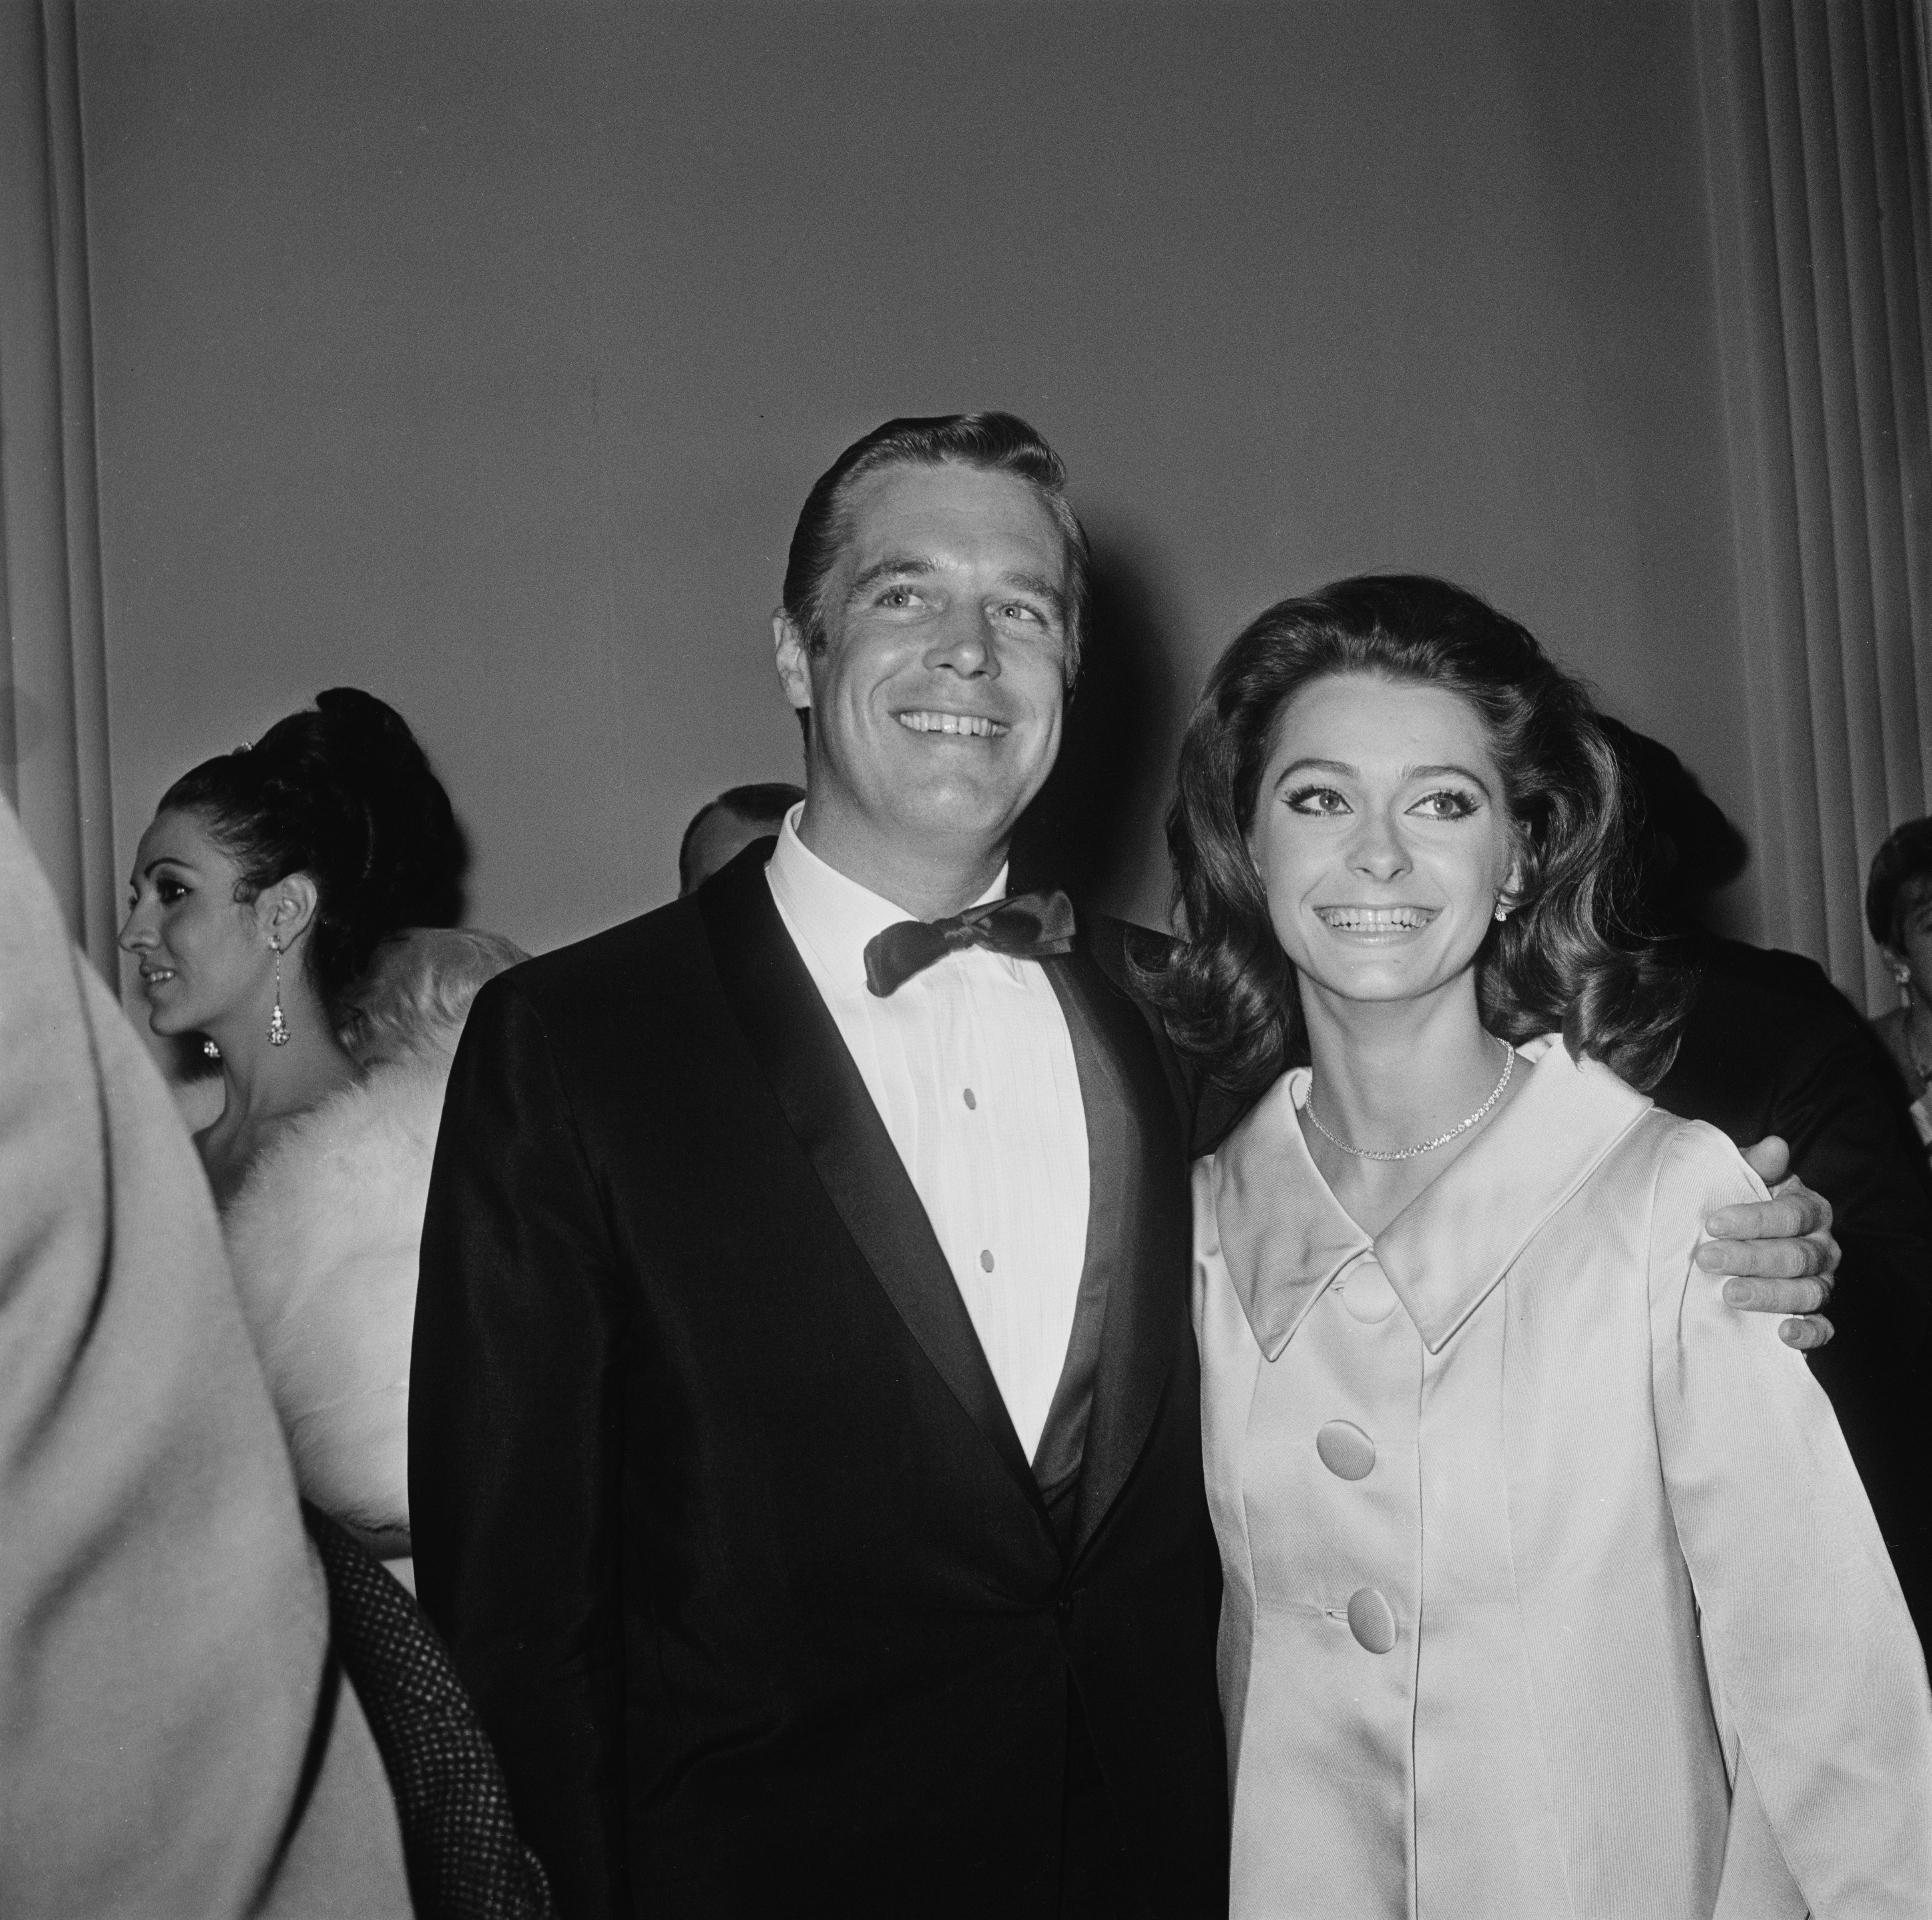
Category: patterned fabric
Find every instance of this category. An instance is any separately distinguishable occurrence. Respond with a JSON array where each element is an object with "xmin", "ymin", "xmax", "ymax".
[{"xmin": 303, "ymin": 1505, "xmax": 556, "ymax": 1920}]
